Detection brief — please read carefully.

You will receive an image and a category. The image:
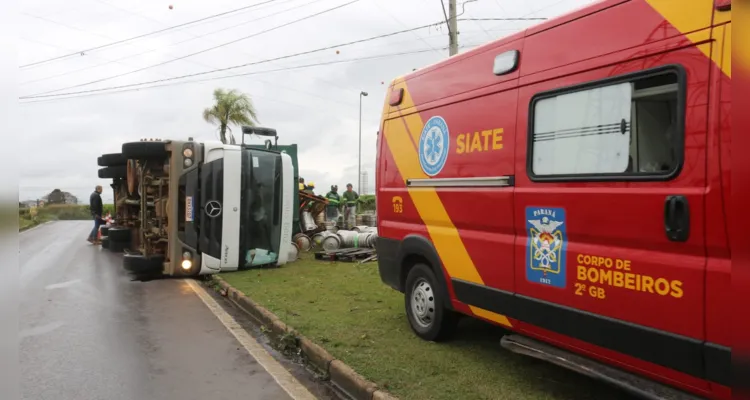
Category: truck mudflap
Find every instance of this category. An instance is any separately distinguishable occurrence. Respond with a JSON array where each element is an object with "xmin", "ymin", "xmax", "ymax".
[{"xmin": 500, "ymin": 335, "xmax": 703, "ymax": 400}]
